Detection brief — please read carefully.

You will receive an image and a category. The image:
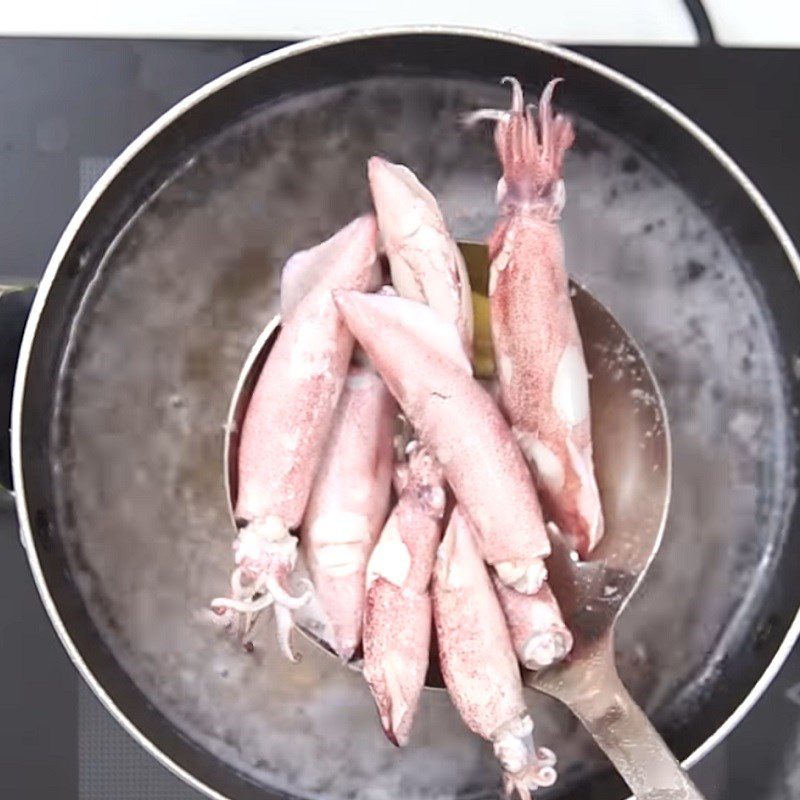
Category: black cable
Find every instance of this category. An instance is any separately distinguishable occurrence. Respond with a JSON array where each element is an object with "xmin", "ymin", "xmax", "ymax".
[{"xmin": 682, "ymin": 0, "xmax": 718, "ymax": 46}]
